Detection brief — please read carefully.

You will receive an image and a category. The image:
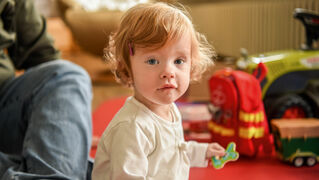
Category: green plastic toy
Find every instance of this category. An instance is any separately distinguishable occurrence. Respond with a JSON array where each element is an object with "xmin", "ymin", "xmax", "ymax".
[{"xmin": 211, "ymin": 142, "xmax": 239, "ymax": 169}]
